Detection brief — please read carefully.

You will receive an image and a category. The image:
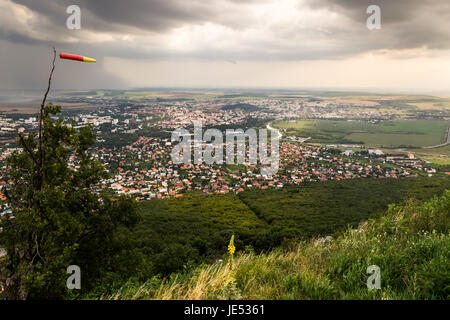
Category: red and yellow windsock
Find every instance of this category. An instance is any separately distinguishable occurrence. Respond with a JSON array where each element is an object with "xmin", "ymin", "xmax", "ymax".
[{"xmin": 60, "ymin": 52, "xmax": 96, "ymax": 63}]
